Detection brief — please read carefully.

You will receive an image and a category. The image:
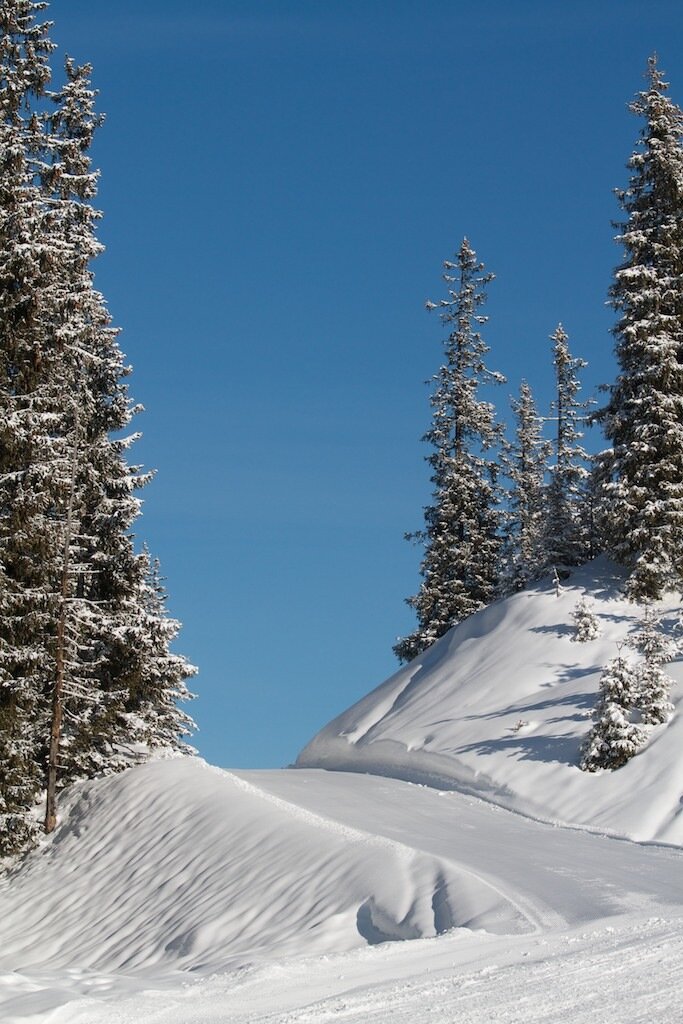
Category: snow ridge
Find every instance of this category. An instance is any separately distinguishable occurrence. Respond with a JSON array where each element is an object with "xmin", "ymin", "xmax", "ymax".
[{"xmin": 298, "ymin": 559, "xmax": 683, "ymax": 844}]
